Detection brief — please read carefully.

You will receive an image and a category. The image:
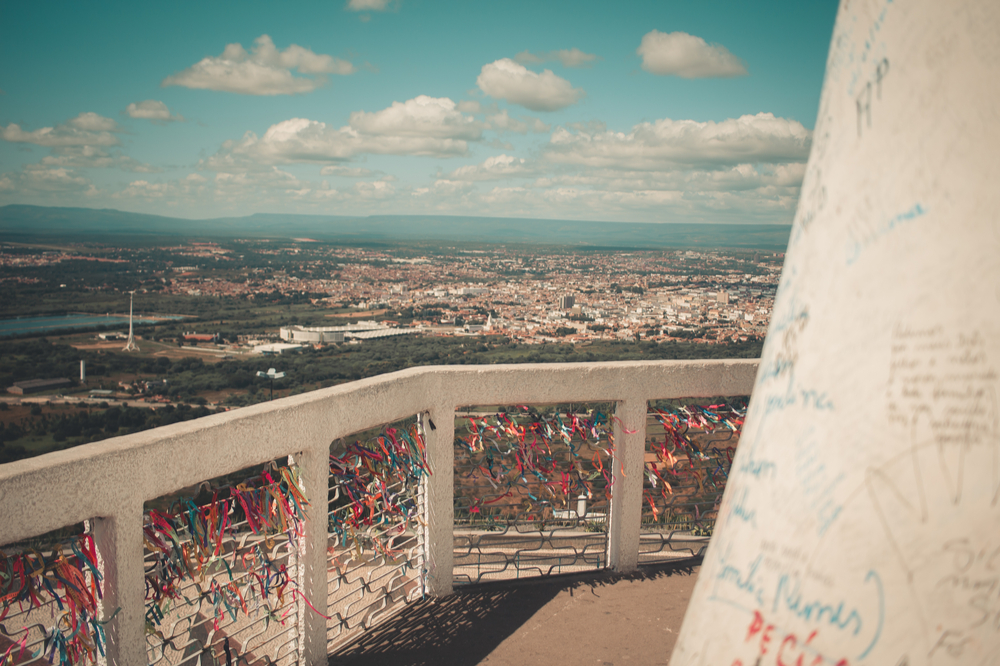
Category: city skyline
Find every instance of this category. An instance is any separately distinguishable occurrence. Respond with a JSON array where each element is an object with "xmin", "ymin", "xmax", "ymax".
[{"xmin": 0, "ymin": 0, "xmax": 837, "ymax": 224}]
